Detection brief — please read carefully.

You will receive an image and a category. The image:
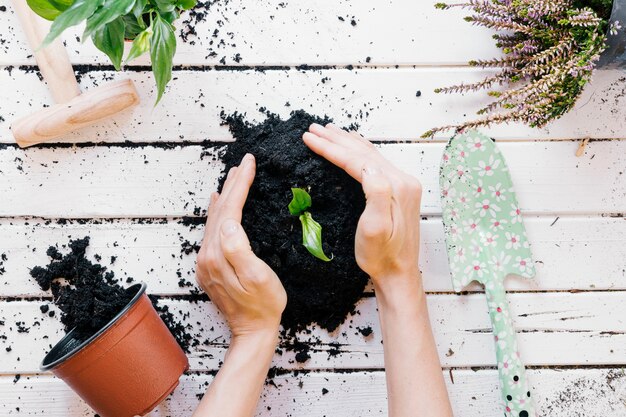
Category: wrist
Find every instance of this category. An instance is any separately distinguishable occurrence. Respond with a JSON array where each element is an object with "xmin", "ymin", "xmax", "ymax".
[
  {"xmin": 230, "ymin": 328, "xmax": 279, "ymax": 353},
  {"xmin": 373, "ymin": 272, "xmax": 425, "ymax": 311}
]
